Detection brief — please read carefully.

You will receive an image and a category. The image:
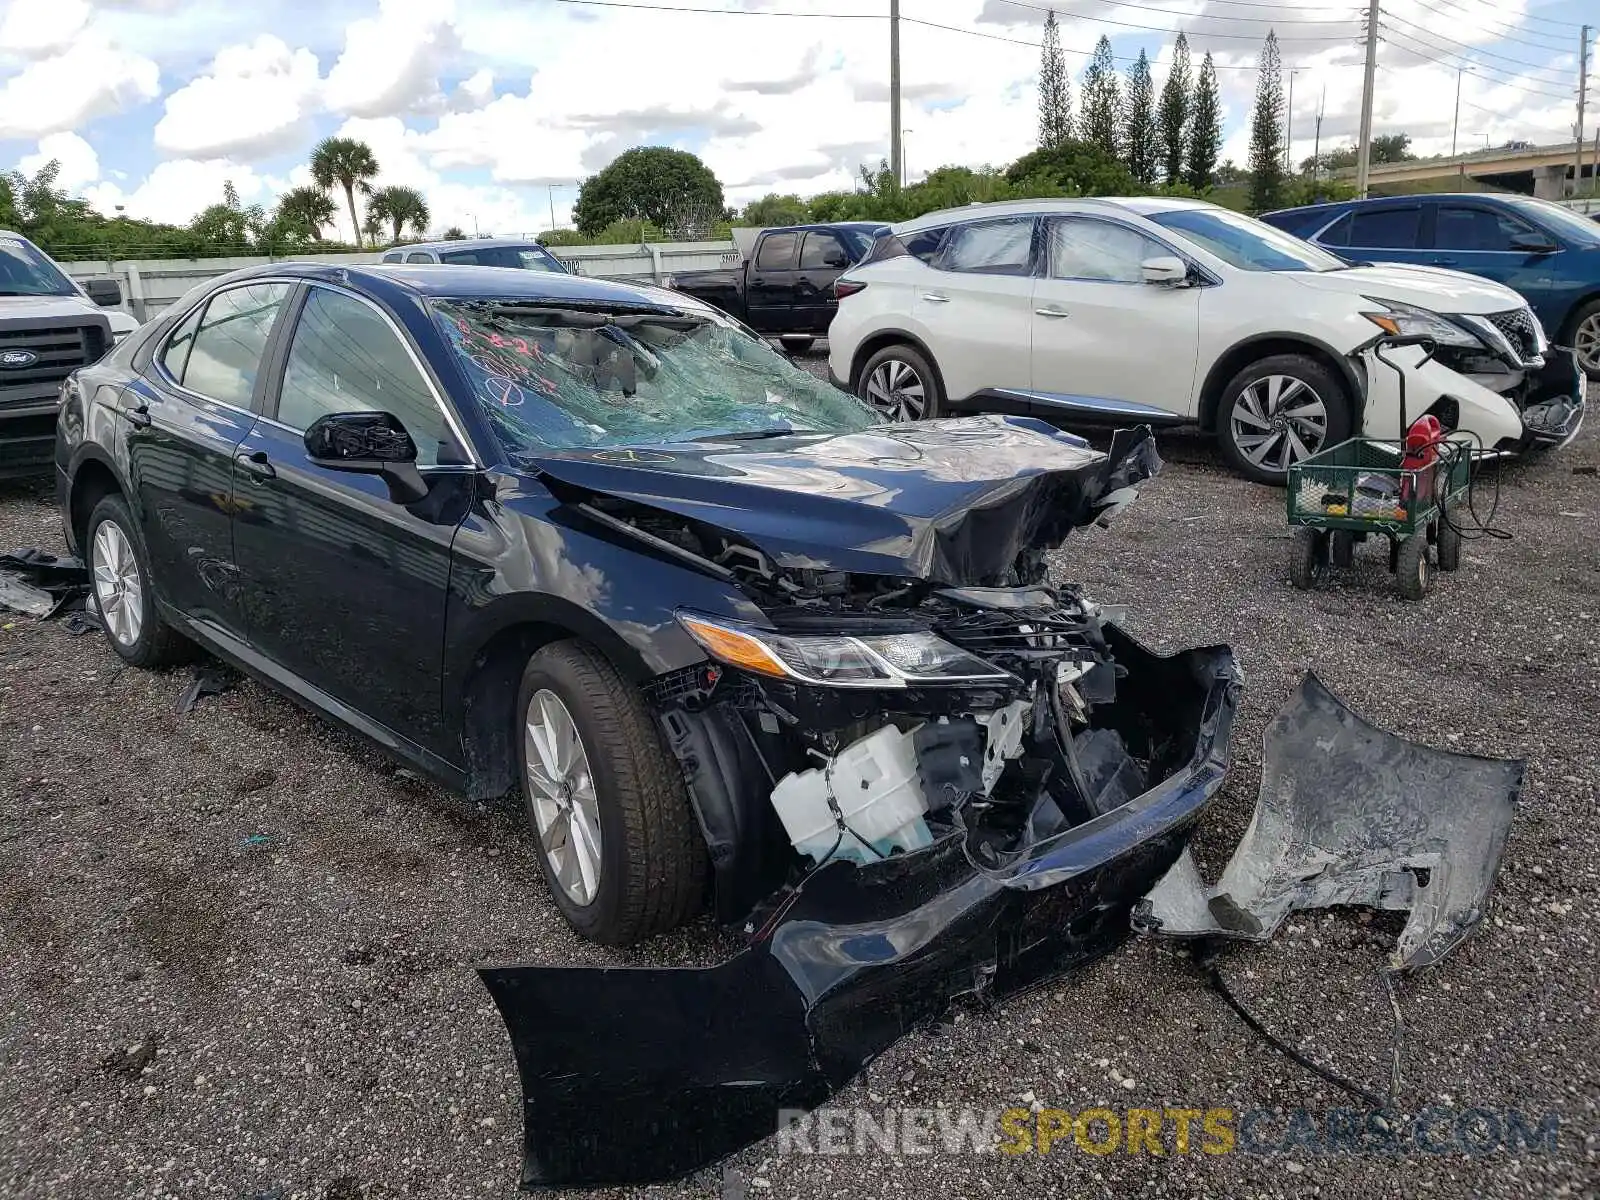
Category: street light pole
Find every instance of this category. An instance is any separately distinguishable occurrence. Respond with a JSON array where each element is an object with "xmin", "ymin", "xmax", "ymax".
[
  {"xmin": 889, "ymin": 0, "xmax": 902, "ymax": 185},
  {"xmin": 1450, "ymin": 64, "xmax": 1473, "ymax": 158}
]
